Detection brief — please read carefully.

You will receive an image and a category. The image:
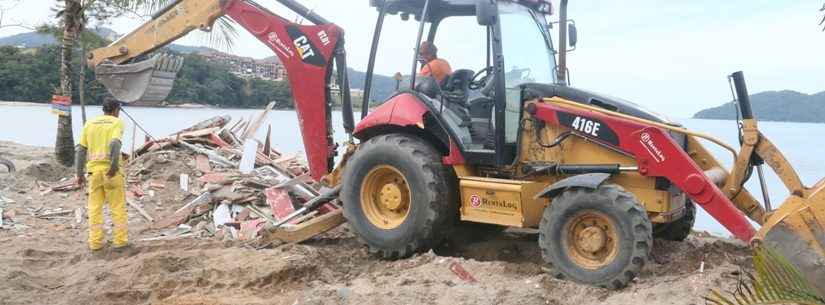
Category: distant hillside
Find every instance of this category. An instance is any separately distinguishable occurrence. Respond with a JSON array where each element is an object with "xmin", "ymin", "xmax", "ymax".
[
  {"xmin": 0, "ymin": 27, "xmax": 118, "ymax": 48},
  {"xmin": 347, "ymin": 68, "xmax": 400, "ymax": 103},
  {"xmin": 0, "ymin": 31, "xmax": 58, "ymax": 48},
  {"xmin": 693, "ymin": 90, "xmax": 825, "ymax": 123},
  {"xmin": 0, "ymin": 29, "xmax": 218, "ymax": 55}
]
